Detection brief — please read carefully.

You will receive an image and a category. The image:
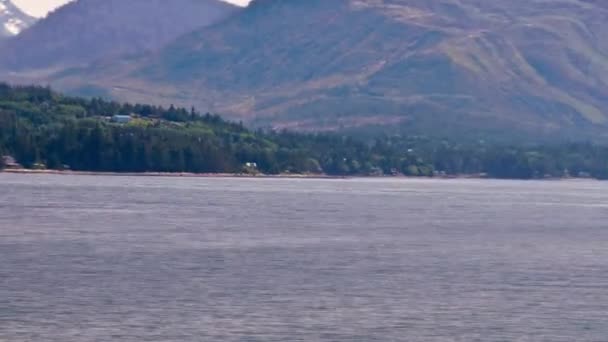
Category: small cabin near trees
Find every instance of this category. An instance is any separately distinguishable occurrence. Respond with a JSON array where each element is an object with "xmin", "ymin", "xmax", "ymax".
[{"xmin": 111, "ymin": 115, "xmax": 133, "ymax": 124}]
